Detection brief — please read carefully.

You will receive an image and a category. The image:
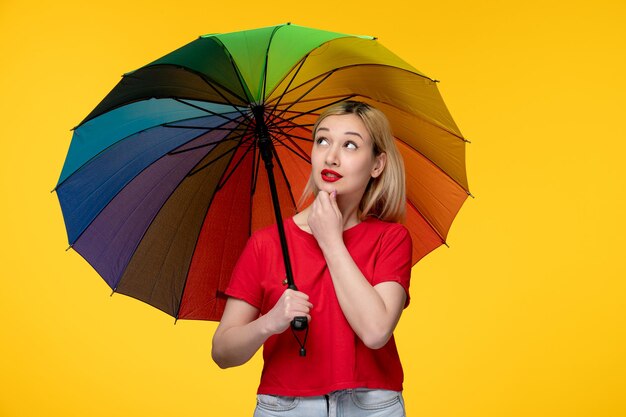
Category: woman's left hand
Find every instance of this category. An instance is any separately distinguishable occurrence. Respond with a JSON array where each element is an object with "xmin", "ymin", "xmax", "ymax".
[{"xmin": 307, "ymin": 190, "xmax": 343, "ymax": 252}]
